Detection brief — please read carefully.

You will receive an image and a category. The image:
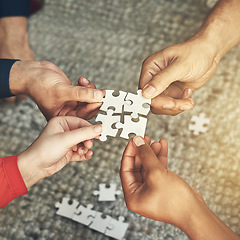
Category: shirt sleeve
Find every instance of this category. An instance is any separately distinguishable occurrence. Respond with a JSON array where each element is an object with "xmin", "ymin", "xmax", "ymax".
[
  {"xmin": 0, "ymin": 59, "xmax": 19, "ymax": 99},
  {"xmin": 0, "ymin": 155, "xmax": 28, "ymax": 208},
  {"xmin": 0, "ymin": 0, "xmax": 31, "ymax": 18}
]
